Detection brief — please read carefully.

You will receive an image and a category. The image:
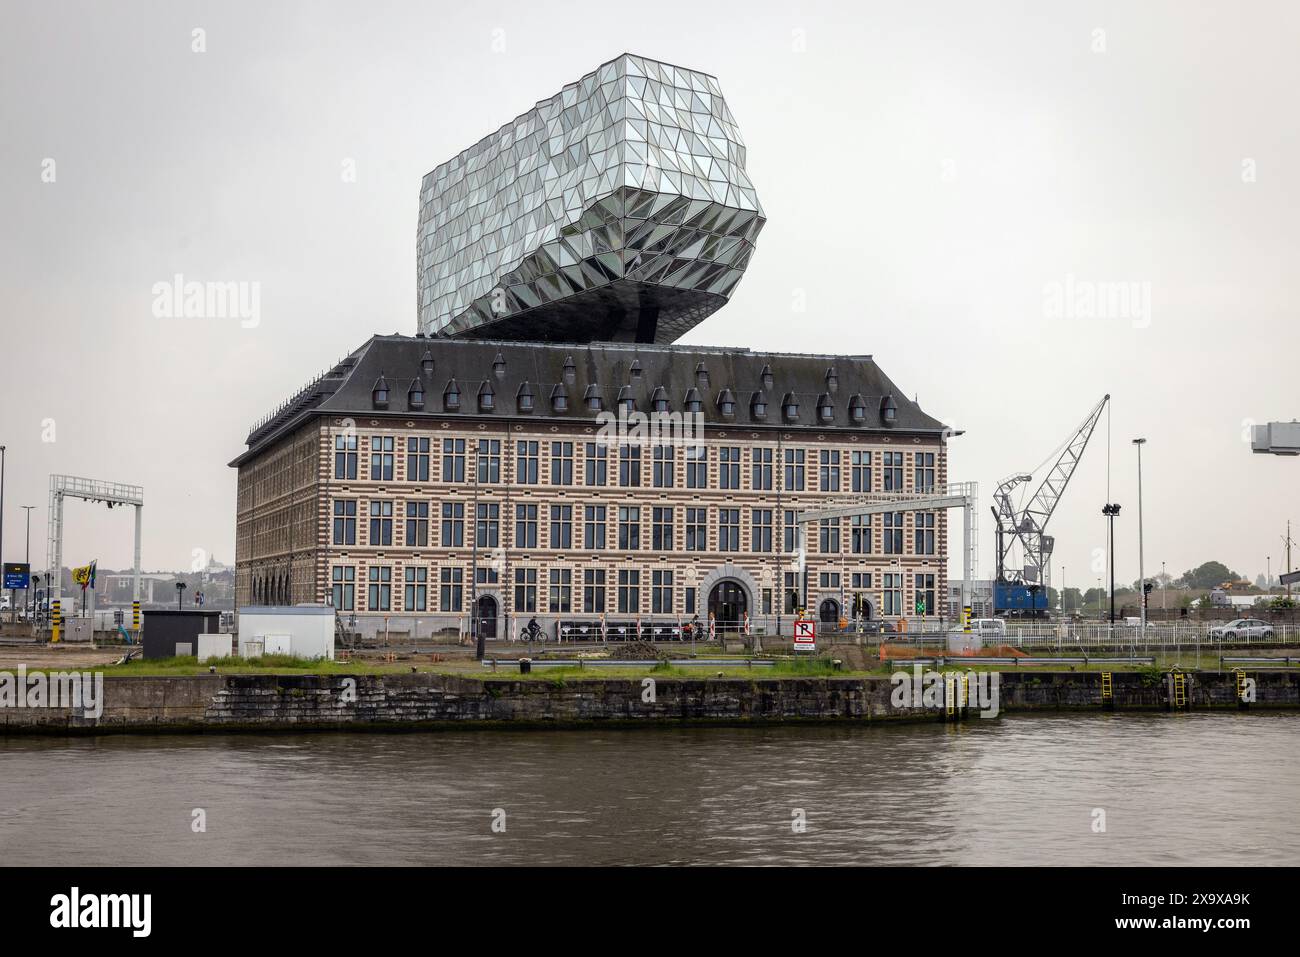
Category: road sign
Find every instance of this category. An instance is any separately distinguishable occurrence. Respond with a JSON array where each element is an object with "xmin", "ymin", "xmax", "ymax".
[
  {"xmin": 2, "ymin": 562, "xmax": 30, "ymax": 590},
  {"xmin": 793, "ymin": 618, "xmax": 816, "ymax": 651}
]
